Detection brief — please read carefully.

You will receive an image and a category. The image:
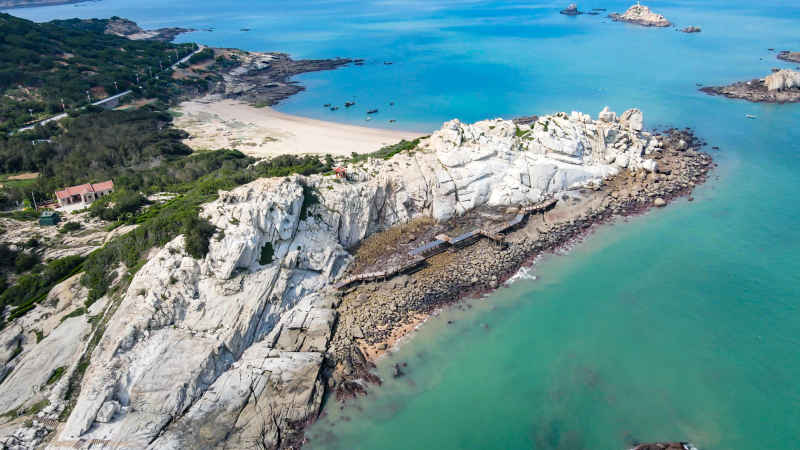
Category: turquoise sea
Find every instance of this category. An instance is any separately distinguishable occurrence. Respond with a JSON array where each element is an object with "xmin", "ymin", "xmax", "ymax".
[{"xmin": 8, "ymin": 1, "xmax": 800, "ymax": 448}]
